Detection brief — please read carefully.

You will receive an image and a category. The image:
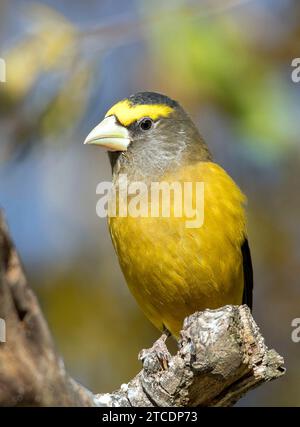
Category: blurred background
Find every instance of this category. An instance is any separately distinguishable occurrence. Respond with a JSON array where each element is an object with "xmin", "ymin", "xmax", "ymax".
[{"xmin": 0, "ymin": 0, "xmax": 299, "ymax": 406}]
